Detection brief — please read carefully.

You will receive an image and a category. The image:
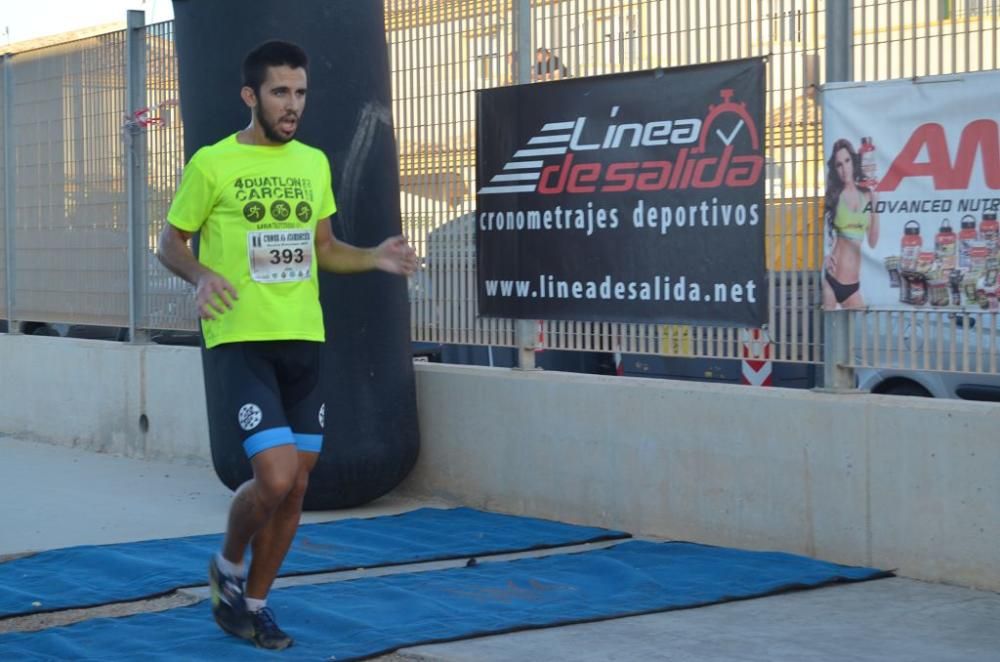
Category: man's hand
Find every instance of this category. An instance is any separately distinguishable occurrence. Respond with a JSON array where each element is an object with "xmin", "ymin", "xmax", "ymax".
[
  {"xmin": 373, "ymin": 235, "xmax": 419, "ymax": 276},
  {"xmin": 195, "ymin": 272, "xmax": 238, "ymax": 320}
]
